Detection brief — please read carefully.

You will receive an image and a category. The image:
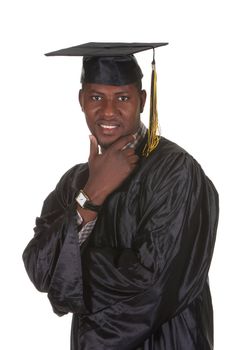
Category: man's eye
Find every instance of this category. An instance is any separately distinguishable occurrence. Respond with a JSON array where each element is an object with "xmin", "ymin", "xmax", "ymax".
[
  {"xmin": 91, "ymin": 96, "xmax": 102, "ymax": 101},
  {"xmin": 118, "ymin": 96, "xmax": 129, "ymax": 102}
]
